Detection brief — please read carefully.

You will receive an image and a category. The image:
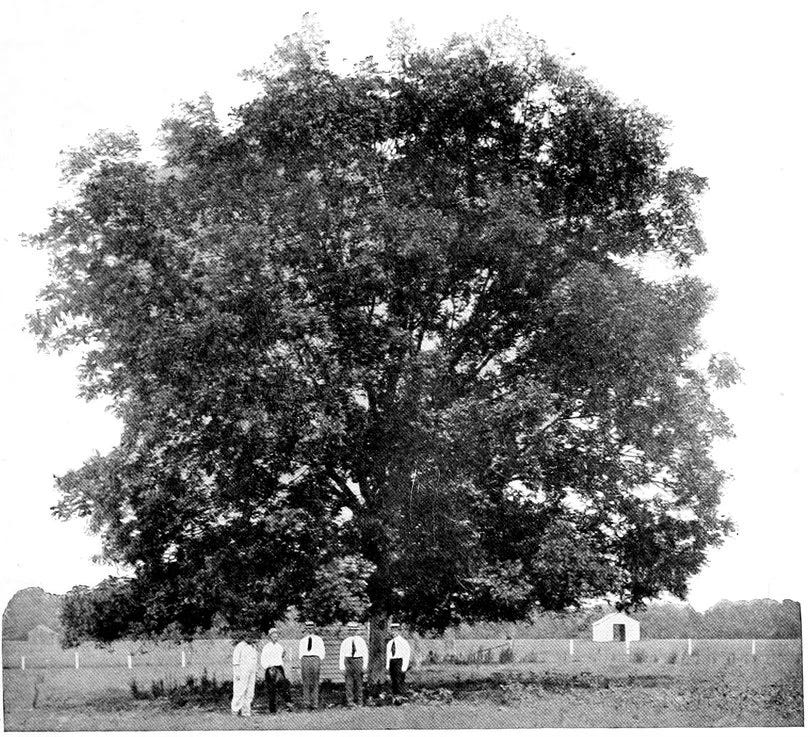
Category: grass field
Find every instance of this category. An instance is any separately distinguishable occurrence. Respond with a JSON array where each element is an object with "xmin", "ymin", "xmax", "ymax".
[{"xmin": 2, "ymin": 640, "xmax": 803, "ymax": 729}]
